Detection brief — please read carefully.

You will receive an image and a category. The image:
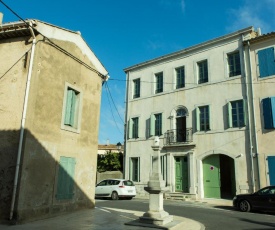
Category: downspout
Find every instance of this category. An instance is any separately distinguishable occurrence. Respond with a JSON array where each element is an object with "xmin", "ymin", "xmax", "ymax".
[
  {"xmin": 246, "ymin": 40, "xmax": 261, "ymax": 189},
  {"xmin": 243, "ymin": 39, "xmax": 255, "ymax": 193},
  {"xmin": 10, "ymin": 21, "xmax": 36, "ymax": 220},
  {"xmin": 123, "ymin": 71, "xmax": 130, "ymax": 178}
]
